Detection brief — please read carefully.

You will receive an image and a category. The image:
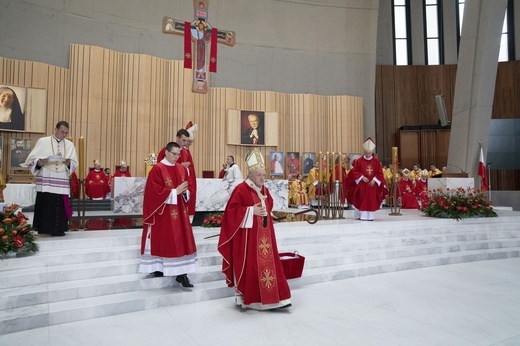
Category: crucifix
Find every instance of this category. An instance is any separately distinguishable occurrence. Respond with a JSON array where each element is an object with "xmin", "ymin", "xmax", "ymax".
[{"xmin": 163, "ymin": 0, "xmax": 236, "ymax": 94}]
